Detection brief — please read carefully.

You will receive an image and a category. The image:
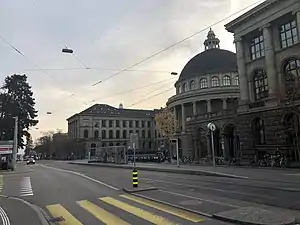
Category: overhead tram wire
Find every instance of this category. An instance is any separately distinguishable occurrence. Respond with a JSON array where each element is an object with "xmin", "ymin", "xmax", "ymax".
[
  {"xmin": 0, "ymin": 35, "xmax": 89, "ymax": 106},
  {"xmin": 91, "ymin": 0, "xmax": 265, "ymax": 87},
  {"xmin": 24, "ymin": 67, "xmax": 172, "ymax": 74},
  {"xmin": 89, "ymin": 77, "xmax": 177, "ymax": 102},
  {"xmin": 127, "ymin": 87, "xmax": 174, "ymax": 108}
]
